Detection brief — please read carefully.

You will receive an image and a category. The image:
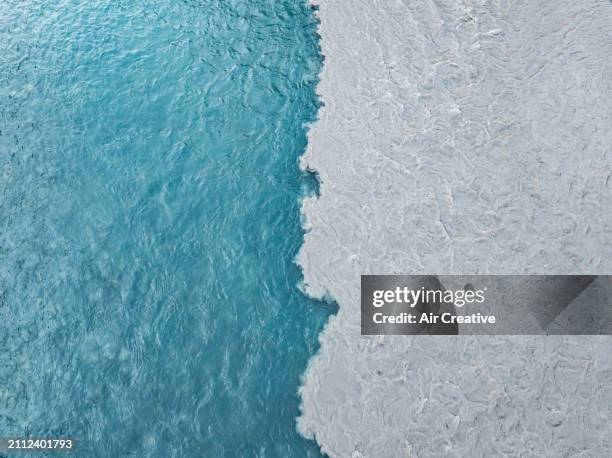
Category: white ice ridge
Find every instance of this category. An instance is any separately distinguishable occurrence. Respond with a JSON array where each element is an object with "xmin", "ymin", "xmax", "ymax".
[{"xmin": 298, "ymin": 1, "xmax": 612, "ymax": 456}]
